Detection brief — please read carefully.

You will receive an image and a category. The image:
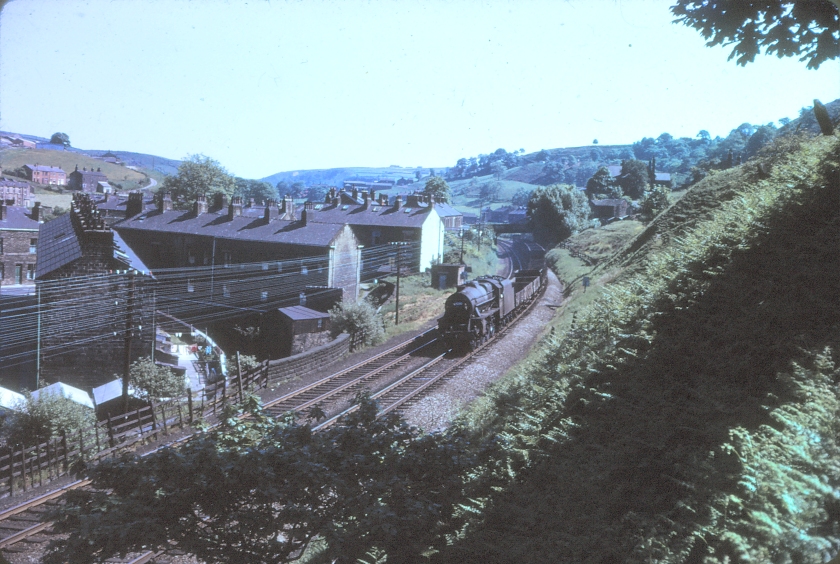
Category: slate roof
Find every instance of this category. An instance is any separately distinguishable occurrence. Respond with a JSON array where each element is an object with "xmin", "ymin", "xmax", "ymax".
[
  {"xmin": 114, "ymin": 208, "xmax": 347, "ymax": 248},
  {"xmin": 0, "ymin": 179, "xmax": 30, "ymax": 189},
  {"xmin": 37, "ymin": 212, "xmax": 151, "ymax": 278},
  {"xmin": 278, "ymin": 305, "xmax": 330, "ymax": 321},
  {"xmin": 590, "ymin": 198, "xmax": 626, "ymax": 207},
  {"xmin": 653, "ymin": 172, "xmax": 671, "ymax": 182},
  {"xmin": 0, "ymin": 206, "xmax": 40, "ymax": 230},
  {"xmin": 0, "ymin": 387, "xmax": 25, "ymax": 411},
  {"xmin": 72, "ymin": 169, "xmax": 107, "ymax": 180},
  {"xmin": 24, "ymin": 164, "xmax": 65, "ymax": 173},
  {"xmin": 307, "ymin": 200, "xmax": 434, "ymax": 228},
  {"xmin": 434, "ymin": 202, "xmax": 462, "ymax": 218}
]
